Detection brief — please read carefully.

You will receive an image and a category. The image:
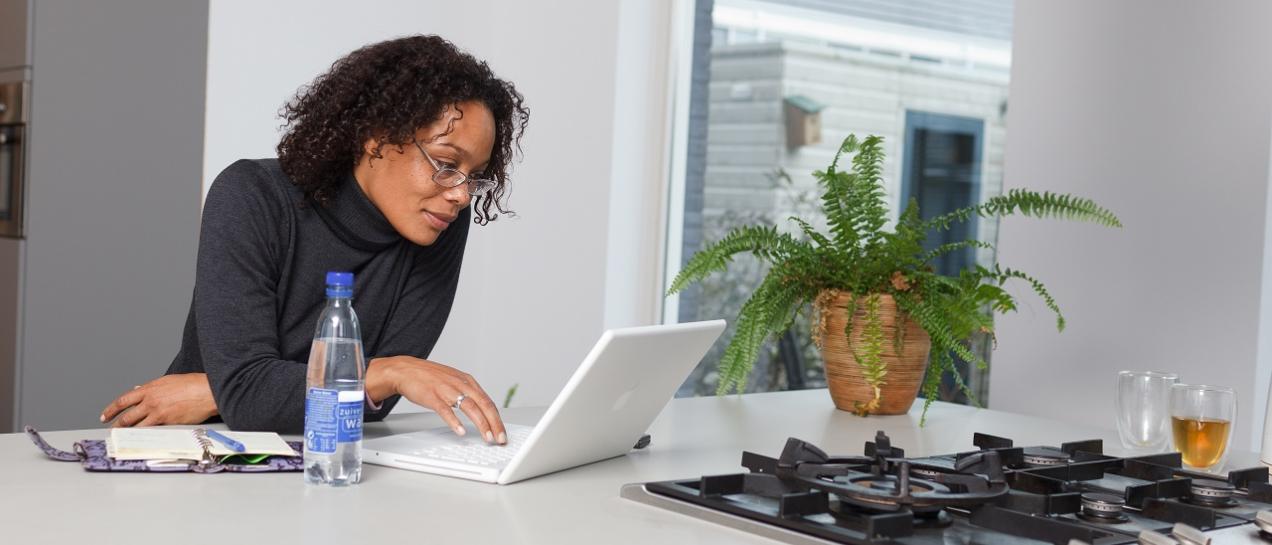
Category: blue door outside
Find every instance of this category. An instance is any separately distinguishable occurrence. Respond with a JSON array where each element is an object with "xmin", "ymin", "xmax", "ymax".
[{"xmin": 901, "ymin": 110, "xmax": 986, "ymax": 403}]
